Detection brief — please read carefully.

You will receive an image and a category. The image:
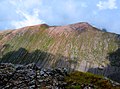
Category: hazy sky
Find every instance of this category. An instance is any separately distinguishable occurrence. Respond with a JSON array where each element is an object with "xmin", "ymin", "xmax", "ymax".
[{"xmin": 0, "ymin": 0, "xmax": 120, "ymax": 34}]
